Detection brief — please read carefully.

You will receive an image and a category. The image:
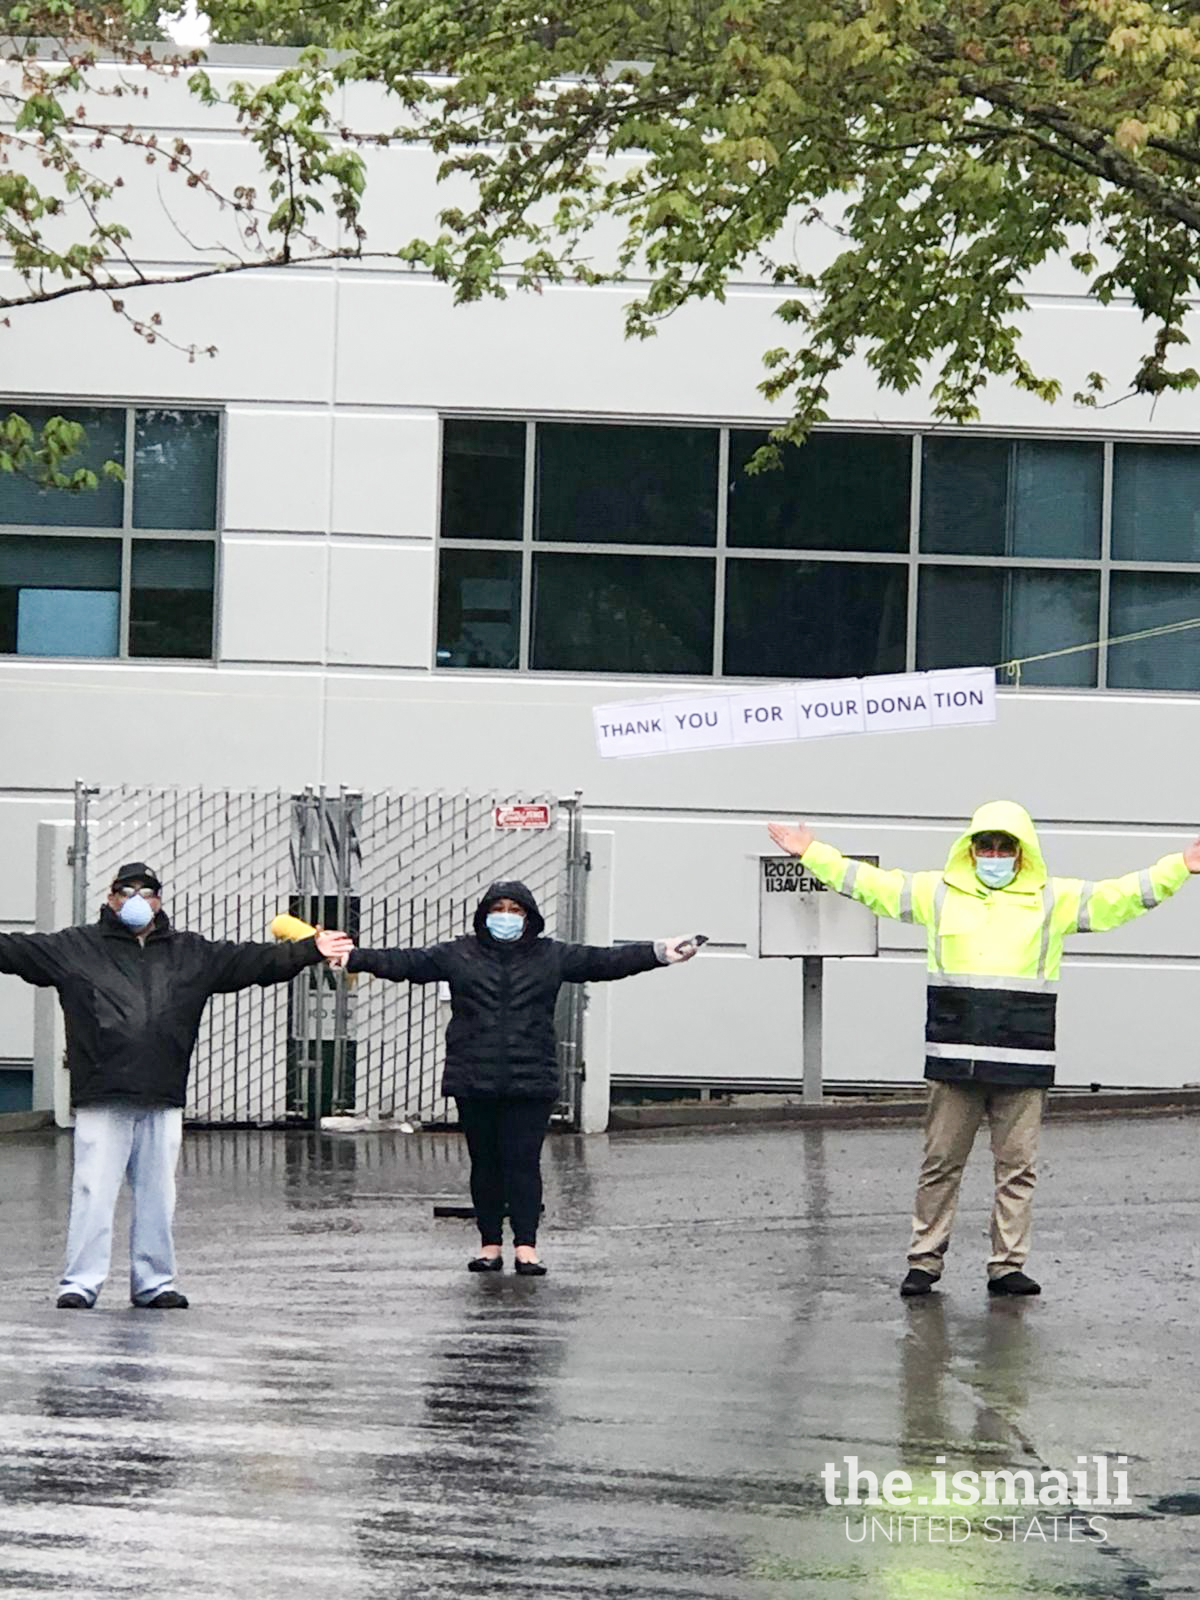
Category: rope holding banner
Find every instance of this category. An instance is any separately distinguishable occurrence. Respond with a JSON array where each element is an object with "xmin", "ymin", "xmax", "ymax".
[{"xmin": 997, "ymin": 616, "xmax": 1200, "ymax": 685}]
